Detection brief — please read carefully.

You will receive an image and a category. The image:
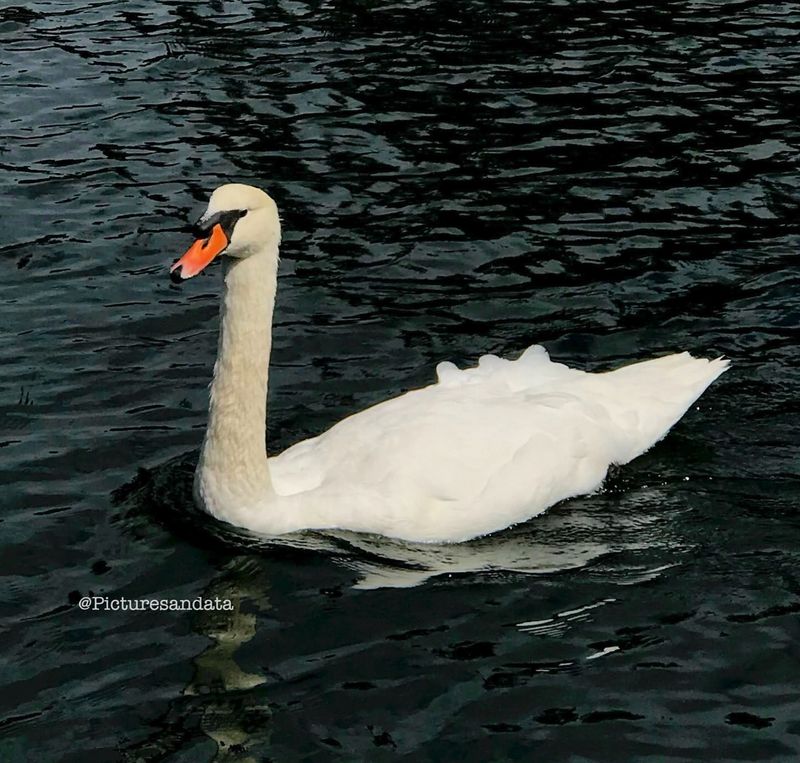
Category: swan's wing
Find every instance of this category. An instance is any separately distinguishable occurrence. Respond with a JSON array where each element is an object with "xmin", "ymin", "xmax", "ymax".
[
  {"xmin": 270, "ymin": 345, "xmax": 728, "ymax": 542},
  {"xmin": 271, "ymin": 345, "xmax": 584, "ymax": 495}
]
